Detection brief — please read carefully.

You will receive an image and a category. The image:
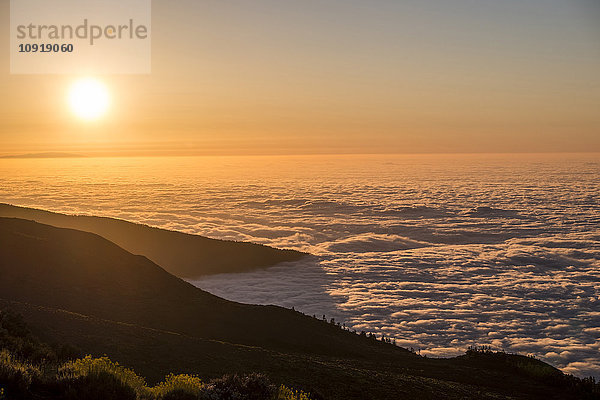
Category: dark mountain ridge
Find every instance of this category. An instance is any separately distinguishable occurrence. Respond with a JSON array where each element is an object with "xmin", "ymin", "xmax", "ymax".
[
  {"xmin": 0, "ymin": 203, "xmax": 306, "ymax": 278},
  {"xmin": 0, "ymin": 217, "xmax": 370, "ymax": 358}
]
